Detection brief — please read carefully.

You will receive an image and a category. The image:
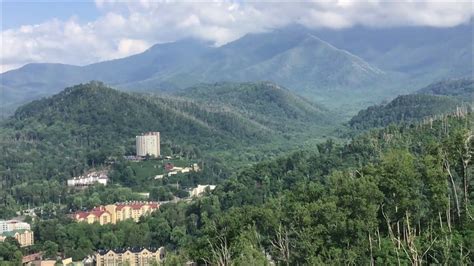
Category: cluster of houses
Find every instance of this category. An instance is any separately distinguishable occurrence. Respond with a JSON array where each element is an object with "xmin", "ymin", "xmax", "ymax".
[
  {"xmin": 67, "ymin": 170, "xmax": 109, "ymax": 188},
  {"xmin": 0, "ymin": 220, "xmax": 34, "ymax": 247},
  {"xmin": 72, "ymin": 201, "xmax": 160, "ymax": 225},
  {"xmin": 154, "ymin": 163, "xmax": 201, "ymax": 179}
]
